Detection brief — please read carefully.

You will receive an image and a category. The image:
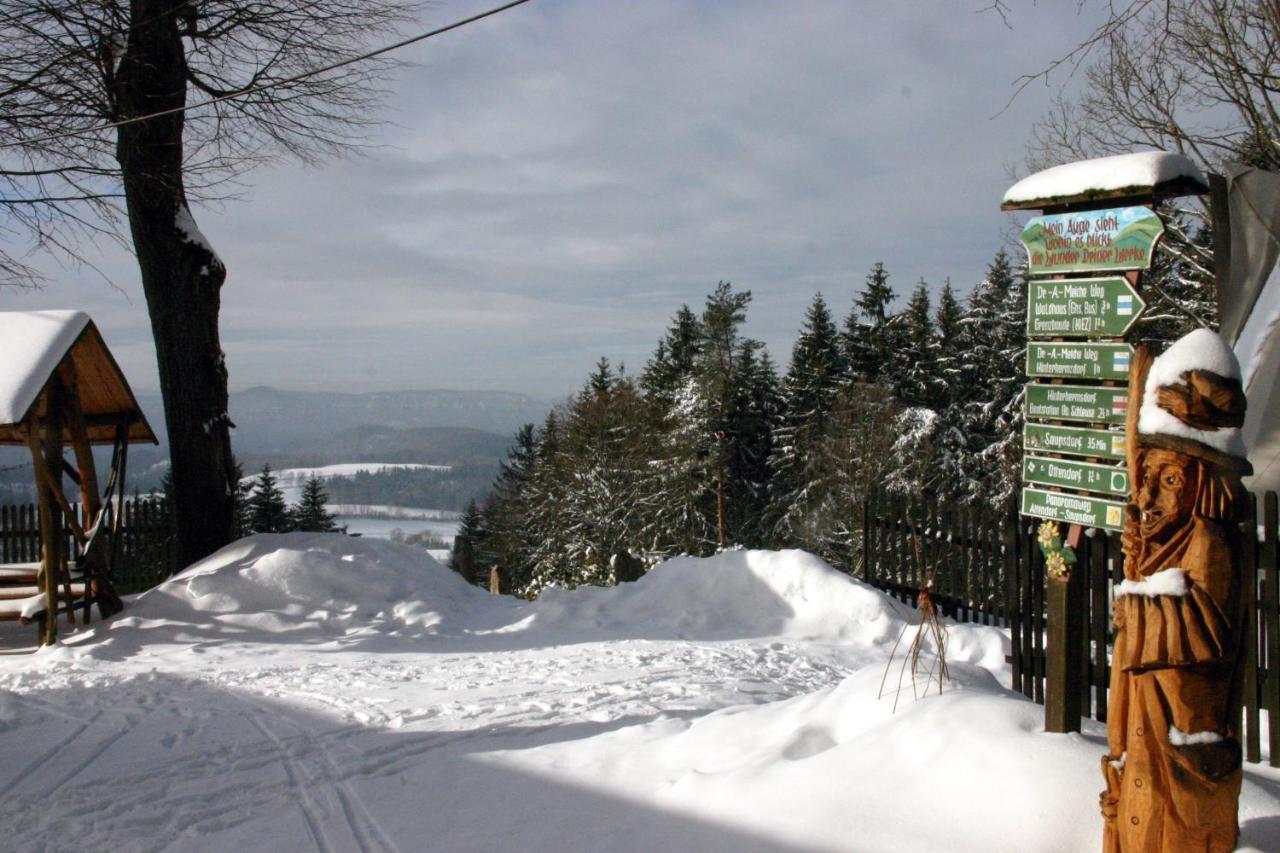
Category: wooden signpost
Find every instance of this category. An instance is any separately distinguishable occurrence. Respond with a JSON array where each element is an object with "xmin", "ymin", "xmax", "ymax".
[
  {"xmin": 1005, "ymin": 152, "xmax": 1226, "ymax": 849},
  {"xmin": 1026, "ymin": 341, "xmax": 1135, "ymax": 381},
  {"xmin": 1021, "ymin": 457, "xmax": 1129, "ymax": 497},
  {"xmin": 1027, "ymin": 277, "xmax": 1145, "ymax": 338},
  {"xmin": 1024, "ymin": 382, "xmax": 1128, "ymax": 425},
  {"xmin": 1005, "ymin": 177, "xmax": 1168, "ymax": 735}
]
